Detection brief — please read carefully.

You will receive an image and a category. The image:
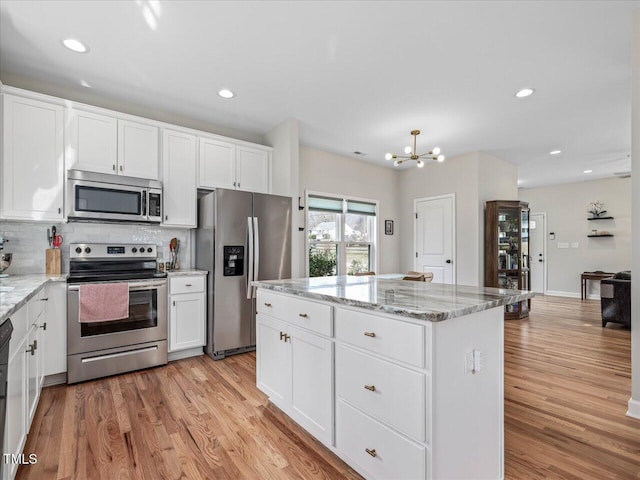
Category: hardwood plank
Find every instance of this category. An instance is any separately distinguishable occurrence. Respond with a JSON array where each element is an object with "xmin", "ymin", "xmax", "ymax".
[{"xmin": 16, "ymin": 296, "xmax": 639, "ymax": 479}]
